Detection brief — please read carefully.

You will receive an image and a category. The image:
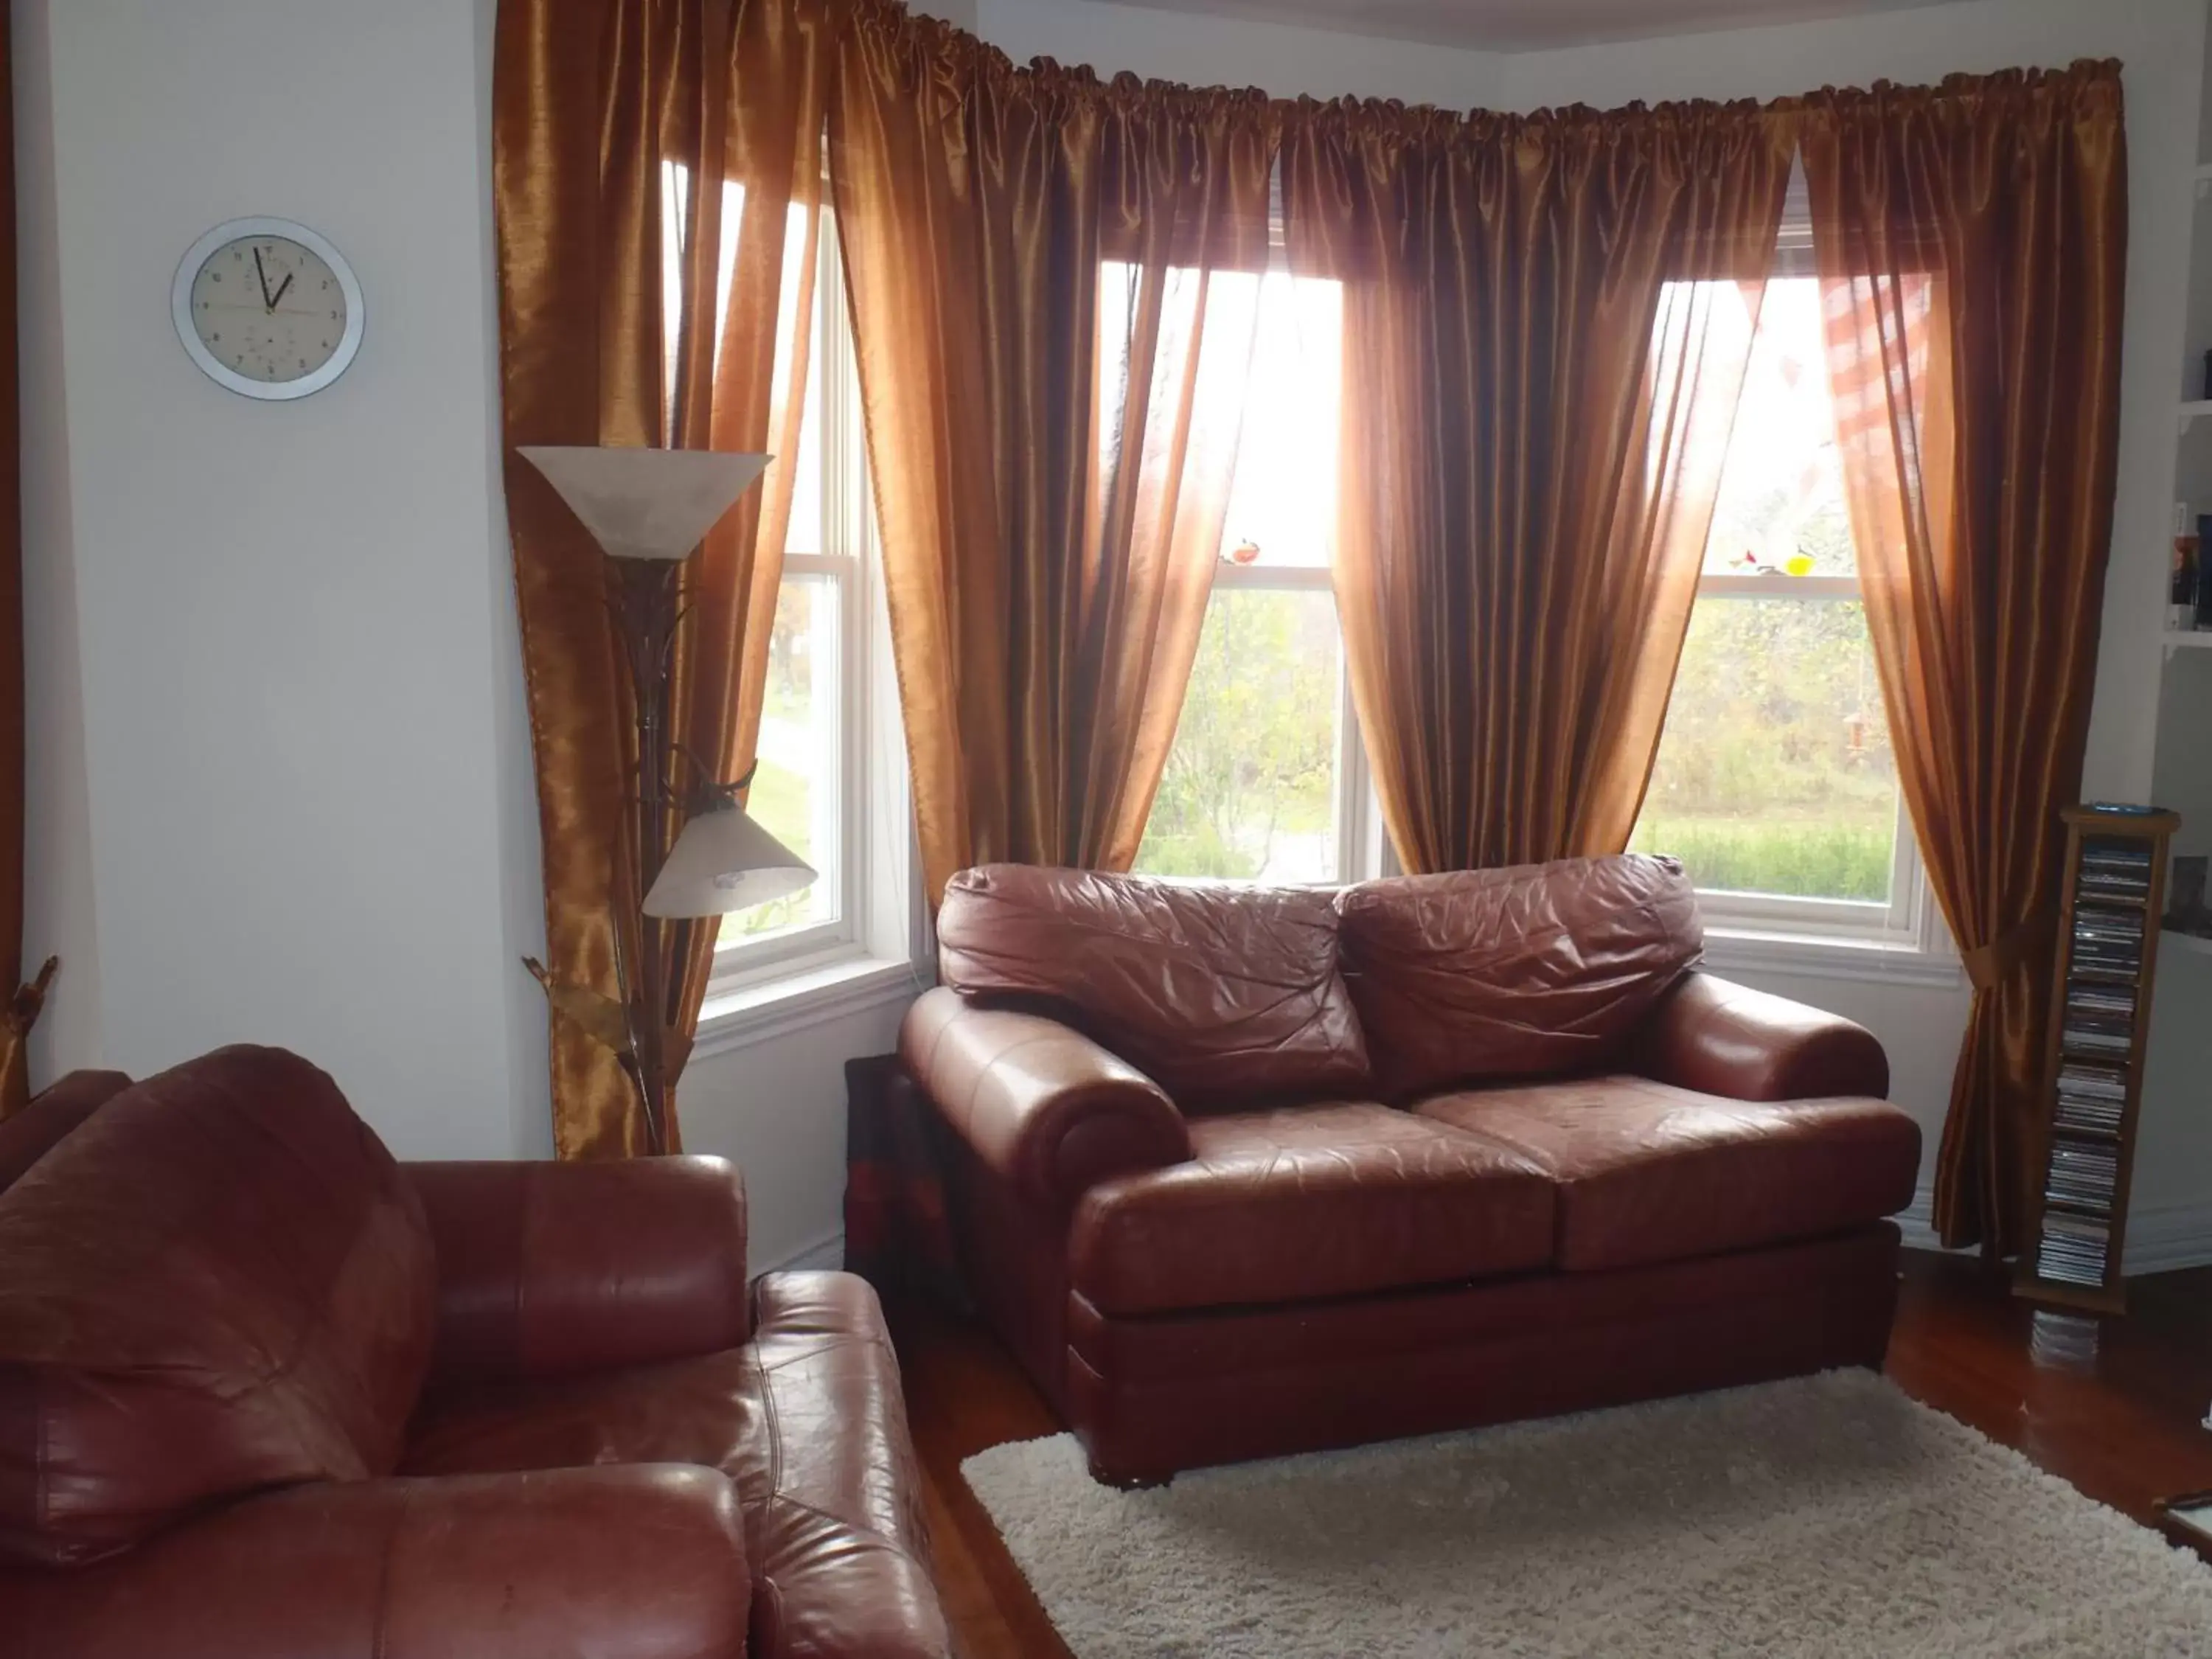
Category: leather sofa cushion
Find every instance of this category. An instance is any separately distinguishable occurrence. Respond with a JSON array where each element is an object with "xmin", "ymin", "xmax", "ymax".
[
  {"xmin": 936, "ymin": 863, "xmax": 1370, "ymax": 1109},
  {"xmin": 1415, "ymin": 1076, "xmax": 1921, "ymax": 1273},
  {"xmin": 1337, "ymin": 855, "xmax": 1703, "ymax": 1100},
  {"xmin": 1068, "ymin": 1102, "xmax": 1555, "ymax": 1315},
  {"xmin": 0, "ymin": 1047, "xmax": 437, "ymax": 1567},
  {"xmin": 403, "ymin": 1271, "xmax": 948, "ymax": 1659}
]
